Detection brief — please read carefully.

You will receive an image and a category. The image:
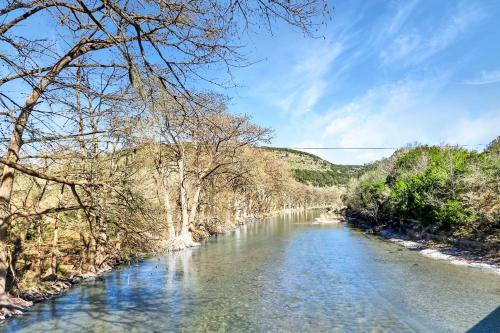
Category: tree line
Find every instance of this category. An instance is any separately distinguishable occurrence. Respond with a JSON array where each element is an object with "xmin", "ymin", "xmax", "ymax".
[{"xmin": 344, "ymin": 138, "xmax": 500, "ymax": 240}]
